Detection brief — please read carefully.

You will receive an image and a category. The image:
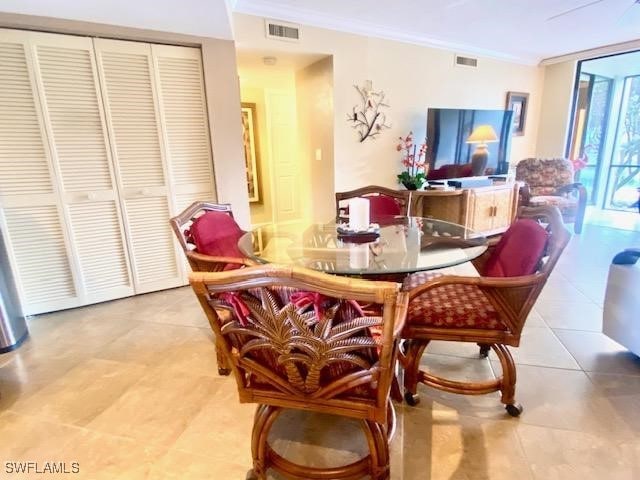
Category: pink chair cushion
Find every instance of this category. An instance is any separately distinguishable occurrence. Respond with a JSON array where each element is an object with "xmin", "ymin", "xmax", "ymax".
[
  {"xmin": 483, "ymin": 219, "xmax": 549, "ymax": 277},
  {"xmin": 403, "ymin": 272, "xmax": 506, "ymax": 330},
  {"xmin": 190, "ymin": 211, "xmax": 245, "ymax": 261}
]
